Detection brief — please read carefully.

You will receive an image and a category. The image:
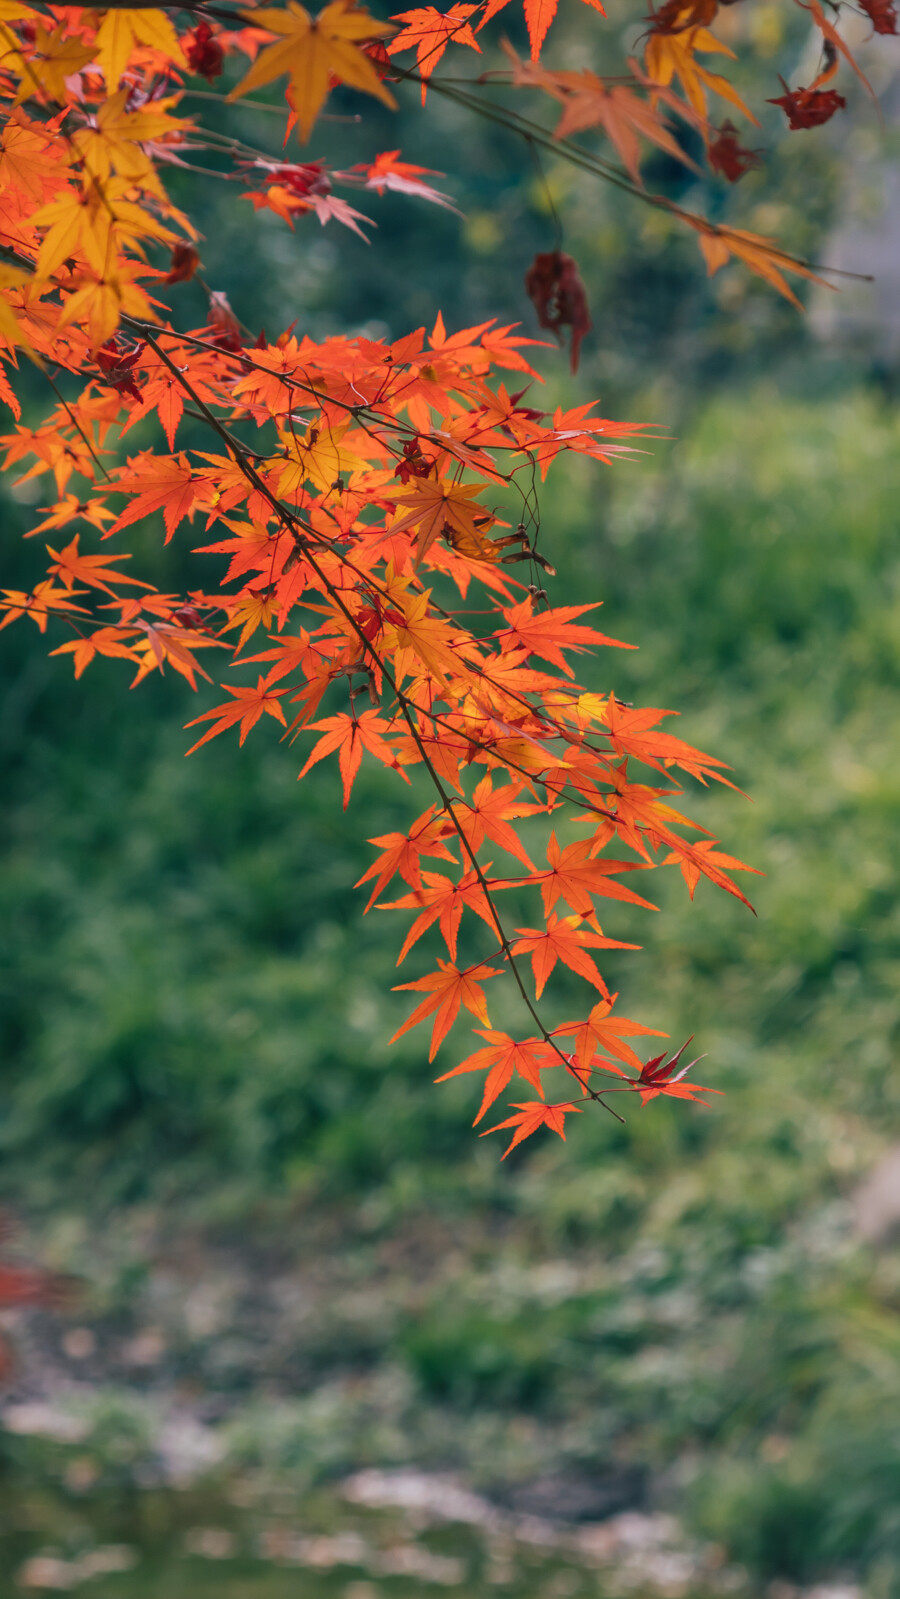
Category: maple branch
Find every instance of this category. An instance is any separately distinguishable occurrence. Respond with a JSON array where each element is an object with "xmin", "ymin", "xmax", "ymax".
[
  {"xmin": 120, "ymin": 331, "xmax": 644, "ymax": 861},
  {"xmin": 390, "ymin": 64, "xmax": 863, "ymax": 286},
  {"xmin": 126, "ymin": 327, "xmax": 625, "ymax": 1115}
]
